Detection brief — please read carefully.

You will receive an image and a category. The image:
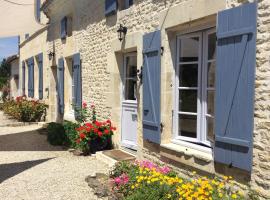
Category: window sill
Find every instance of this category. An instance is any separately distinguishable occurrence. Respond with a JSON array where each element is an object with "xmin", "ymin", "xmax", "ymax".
[{"xmin": 160, "ymin": 142, "xmax": 213, "ymax": 163}]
